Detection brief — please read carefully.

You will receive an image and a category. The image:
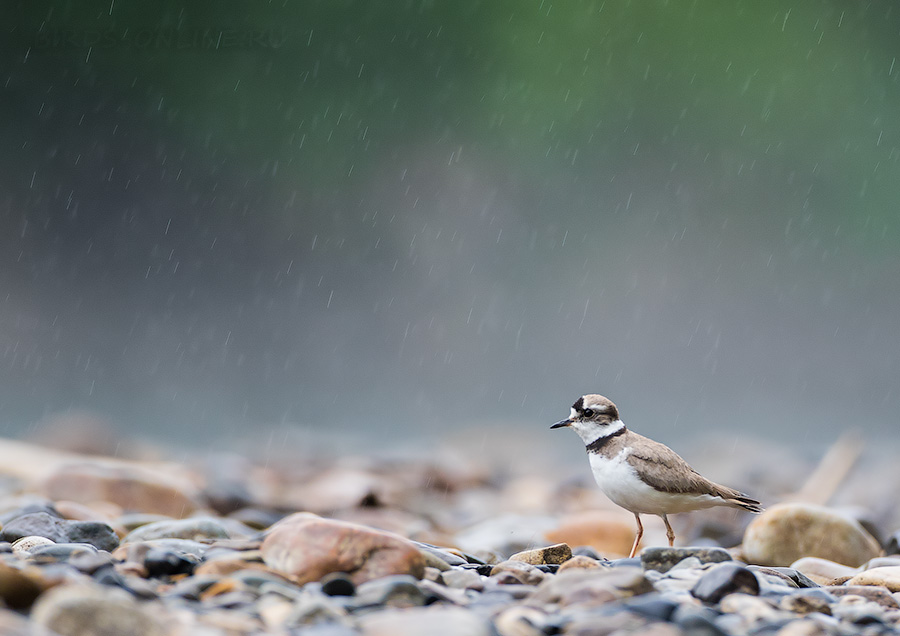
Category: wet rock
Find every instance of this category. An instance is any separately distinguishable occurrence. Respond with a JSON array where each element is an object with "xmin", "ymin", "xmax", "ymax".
[
  {"xmin": 846, "ymin": 566, "xmax": 900, "ymax": 592},
  {"xmin": 1, "ymin": 512, "xmax": 119, "ymax": 552},
  {"xmin": 743, "ymin": 503, "xmax": 880, "ymax": 567},
  {"xmin": 509, "ymin": 542, "xmax": 571, "ymax": 565},
  {"xmin": 691, "ymin": 562, "xmax": 761, "ymax": 604},
  {"xmin": 42, "ymin": 463, "xmax": 200, "ymax": 518},
  {"xmin": 641, "ymin": 546, "xmax": 732, "ymax": 573},
  {"xmin": 122, "ymin": 517, "xmax": 232, "ymax": 543},
  {"xmin": 789, "ymin": 557, "xmax": 858, "ymax": 585},
  {"xmin": 544, "ymin": 510, "xmax": 638, "ymax": 557},
  {"xmin": 31, "ymin": 583, "xmax": 167, "ymax": 636},
  {"xmin": 360, "ymin": 606, "xmax": 493, "ymax": 636},
  {"xmin": 261, "ymin": 513, "xmax": 425, "ymax": 585}
]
